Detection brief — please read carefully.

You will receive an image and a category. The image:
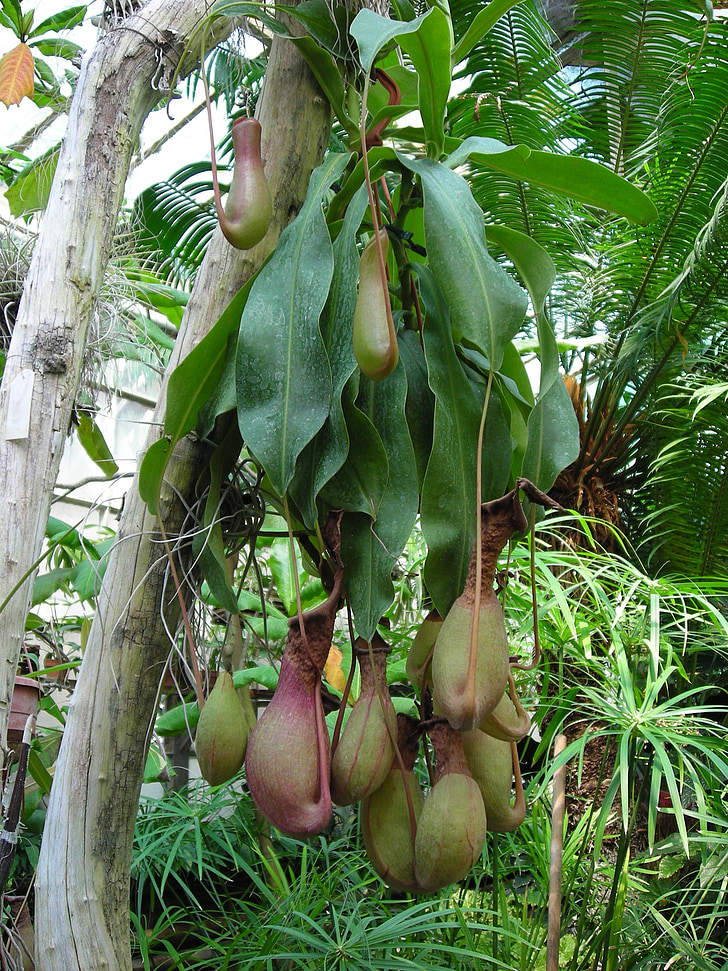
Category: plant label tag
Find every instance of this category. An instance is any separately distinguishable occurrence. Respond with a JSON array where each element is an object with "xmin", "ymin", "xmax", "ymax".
[{"xmin": 5, "ymin": 368, "xmax": 34, "ymax": 441}]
